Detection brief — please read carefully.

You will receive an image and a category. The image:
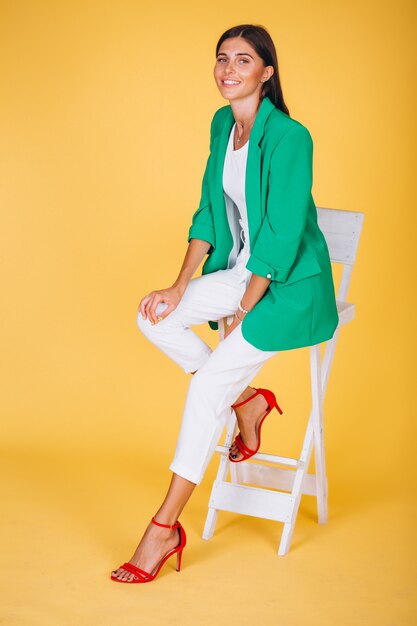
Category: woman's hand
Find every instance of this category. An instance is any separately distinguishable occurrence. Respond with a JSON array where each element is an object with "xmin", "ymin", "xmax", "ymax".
[
  {"xmin": 138, "ymin": 238, "xmax": 211, "ymax": 326},
  {"xmin": 139, "ymin": 285, "xmax": 184, "ymax": 325},
  {"xmin": 223, "ymin": 314, "xmax": 241, "ymax": 339}
]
